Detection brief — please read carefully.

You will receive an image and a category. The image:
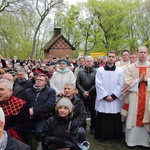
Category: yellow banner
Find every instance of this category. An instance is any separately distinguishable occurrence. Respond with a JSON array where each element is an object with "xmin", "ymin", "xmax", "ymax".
[{"xmin": 90, "ymin": 52, "xmax": 105, "ymax": 58}]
